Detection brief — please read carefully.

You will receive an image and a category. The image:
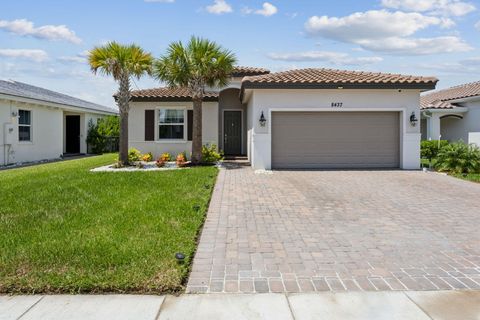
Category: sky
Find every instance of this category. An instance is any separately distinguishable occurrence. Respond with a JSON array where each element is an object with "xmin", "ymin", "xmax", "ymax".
[{"xmin": 1, "ymin": 0, "xmax": 480, "ymax": 108}]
